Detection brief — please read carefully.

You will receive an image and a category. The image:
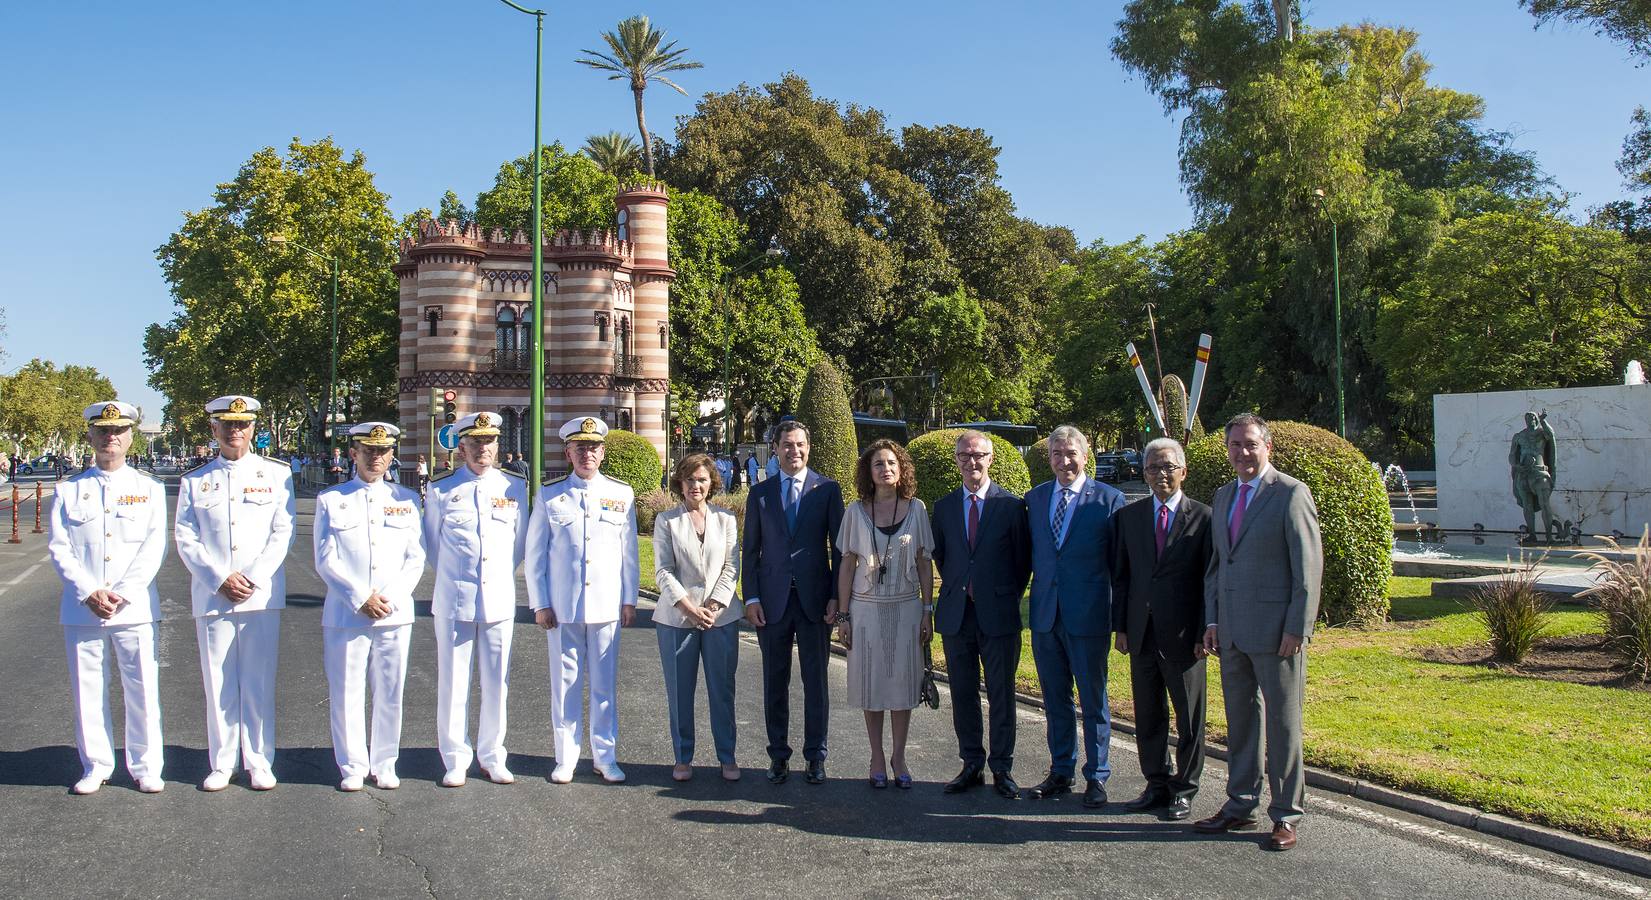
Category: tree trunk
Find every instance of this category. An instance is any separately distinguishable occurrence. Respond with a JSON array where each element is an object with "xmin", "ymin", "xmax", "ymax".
[
  {"xmin": 1272, "ymin": 0, "xmax": 1293, "ymax": 41},
  {"xmin": 633, "ymin": 81, "xmax": 653, "ymax": 178}
]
